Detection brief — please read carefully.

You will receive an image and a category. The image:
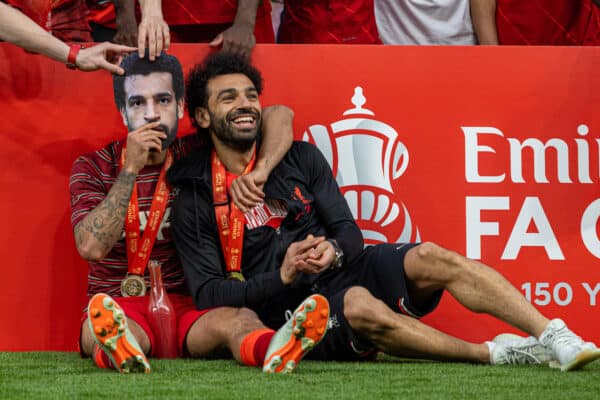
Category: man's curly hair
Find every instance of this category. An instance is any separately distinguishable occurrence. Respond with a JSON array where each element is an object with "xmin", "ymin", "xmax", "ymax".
[
  {"xmin": 185, "ymin": 52, "xmax": 263, "ymax": 128},
  {"xmin": 112, "ymin": 51, "xmax": 184, "ymax": 111}
]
